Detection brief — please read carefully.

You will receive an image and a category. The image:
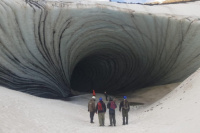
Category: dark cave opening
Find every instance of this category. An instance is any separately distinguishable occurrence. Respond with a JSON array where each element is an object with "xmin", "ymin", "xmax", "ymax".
[
  {"xmin": 70, "ymin": 48, "xmax": 159, "ymax": 95},
  {"xmin": 70, "ymin": 51, "xmax": 125, "ymax": 94}
]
